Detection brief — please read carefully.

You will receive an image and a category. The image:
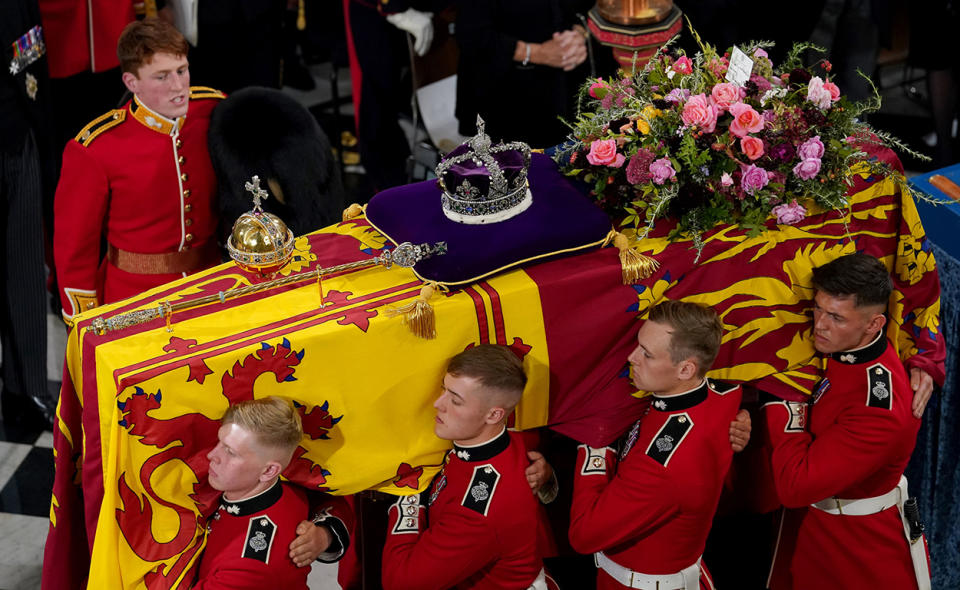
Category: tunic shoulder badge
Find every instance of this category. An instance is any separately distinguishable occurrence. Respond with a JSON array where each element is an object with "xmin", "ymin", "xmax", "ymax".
[
  {"xmin": 461, "ymin": 464, "xmax": 500, "ymax": 516},
  {"xmin": 866, "ymin": 363, "xmax": 893, "ymax": 410},
  {"xmin": 708, "ymin": 379, "xmax": 738, "ymax": 395},
  {"xmin": 75, "ymin": 109, "xmax": 125, "ymax": 146},
  {"xmin": 645, "ymin": 413, "xmax": 693, "ymax": 467},
  {"xmin": 190, "ymin": 85, "xmax": 226, "ymax": 100},
  {"xmin": 242, "ymin": 515, "xmax": 277, "ymax": 563}
]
